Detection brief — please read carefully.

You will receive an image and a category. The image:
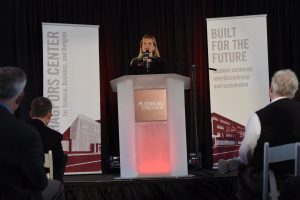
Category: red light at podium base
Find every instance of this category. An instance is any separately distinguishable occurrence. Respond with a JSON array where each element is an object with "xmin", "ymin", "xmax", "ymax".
[{"xmin": 136, "ymin": 123, "xmax": 171, "ymax": 176}]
